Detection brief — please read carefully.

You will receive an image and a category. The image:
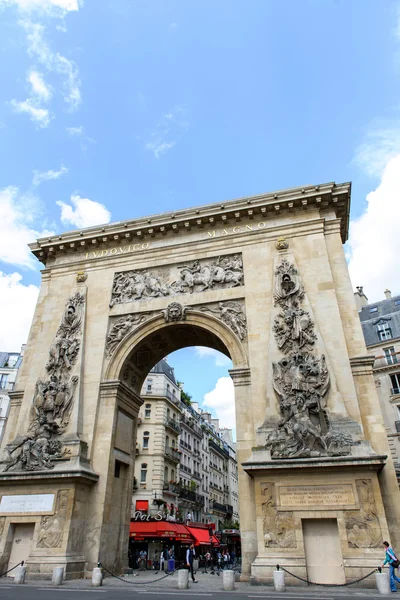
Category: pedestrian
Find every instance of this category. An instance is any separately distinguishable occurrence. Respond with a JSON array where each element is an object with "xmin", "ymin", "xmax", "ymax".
[
  {"xmin": 160, "ymin": 548, "xmax": 165, "ymax": 571},
  {"xmin": 186, "ymin": 543, "xmax": 198, "ymax": 583},
  {"xmin": 186, "ymin": 512, "xmax": 192, "ymax": 525},
  {"xmin": 223, "ymin": 550, "xmax": 229, "ymax": 569},
  {"xmin": 153, "ymin": 549, "xmax": 159, "ymax": 571},
  {"xmin": 382, "ymin": 540, "xmax": 400, "ymax": 592}
]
